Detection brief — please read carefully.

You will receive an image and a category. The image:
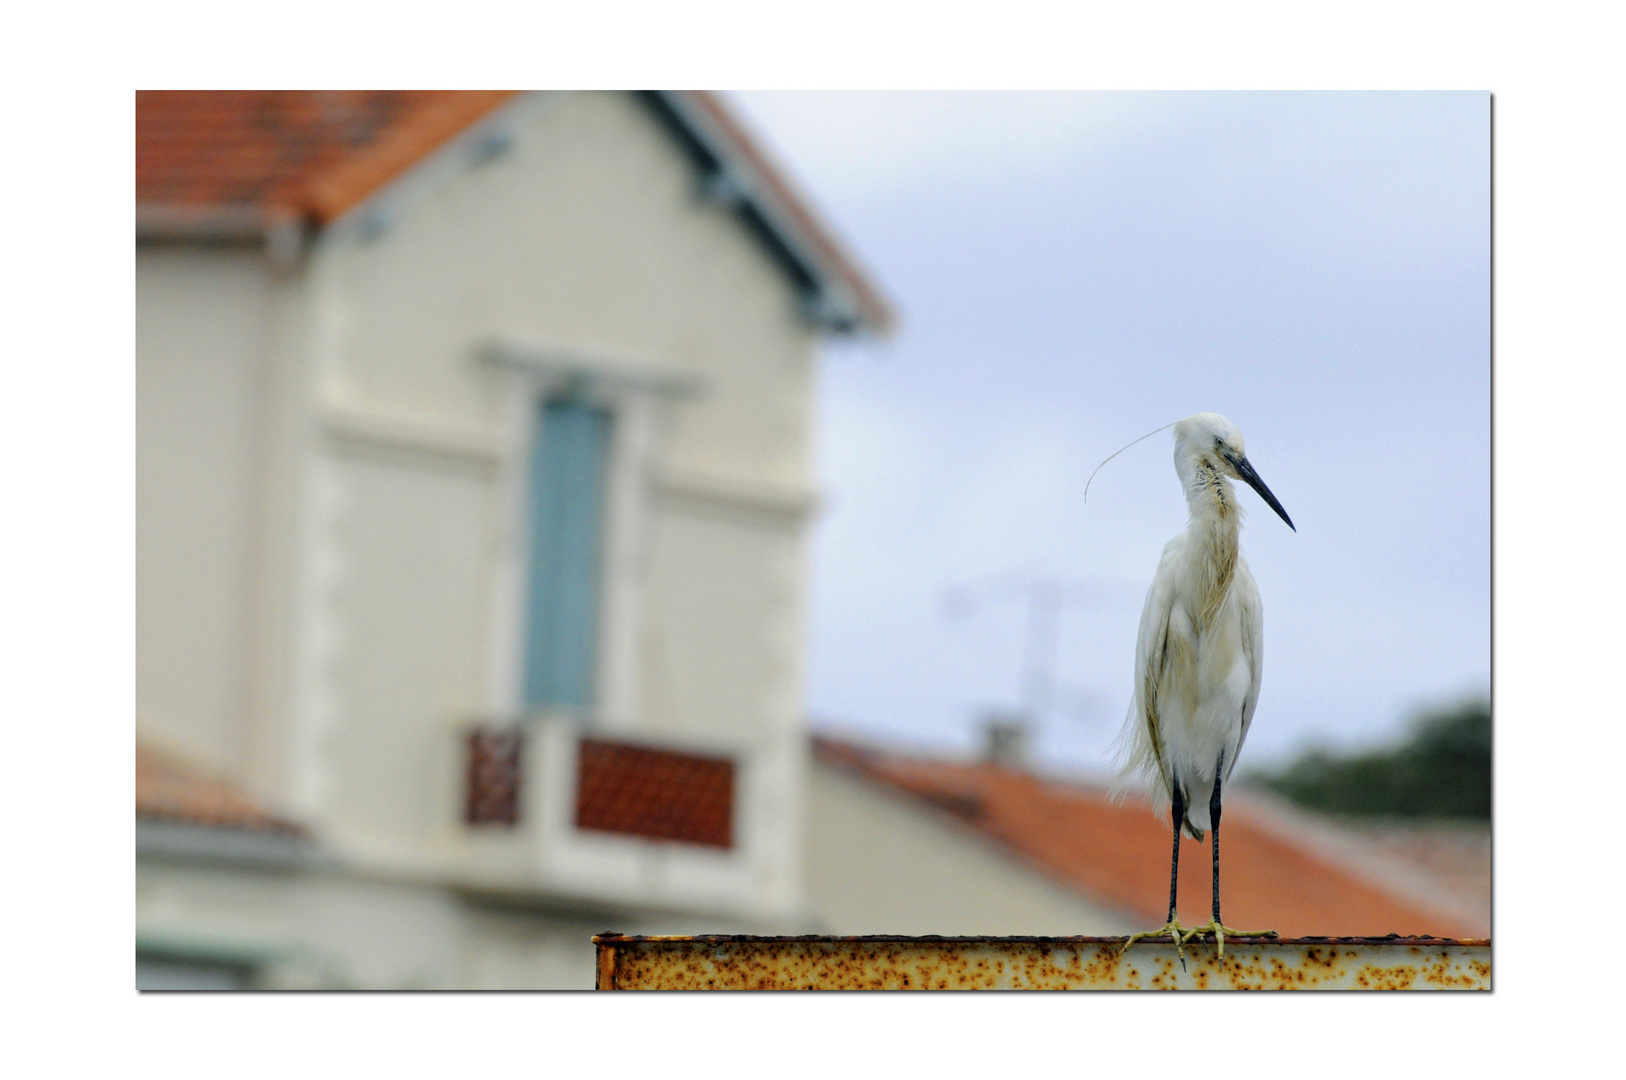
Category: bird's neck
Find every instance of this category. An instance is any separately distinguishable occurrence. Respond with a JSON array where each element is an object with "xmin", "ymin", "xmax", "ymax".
[
  {"xmin": 1182, "ymin": 456, "xmax": 1239, "ymax": 524},
  {"xmin": 1183, "ymin": 463, "xmax": 1241, "ymax": 628}
]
